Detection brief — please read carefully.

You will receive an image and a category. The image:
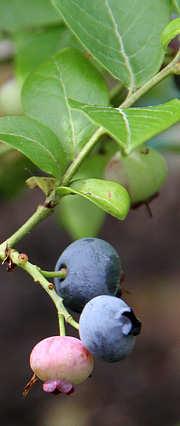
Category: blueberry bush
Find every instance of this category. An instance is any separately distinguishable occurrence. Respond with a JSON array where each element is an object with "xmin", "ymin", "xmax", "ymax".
[{"xmin": 0, "ymin": 0, "xmax": 180, "ymax": 417}]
